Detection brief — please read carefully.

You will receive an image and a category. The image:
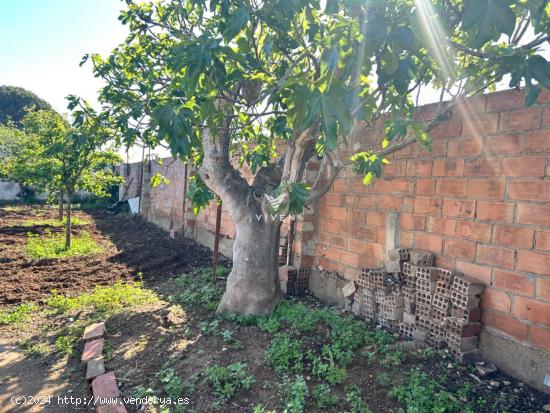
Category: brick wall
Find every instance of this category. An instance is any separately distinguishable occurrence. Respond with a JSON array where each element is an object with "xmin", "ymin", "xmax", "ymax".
[
  {"xmin": 314, "ymin": 88, "xmax": 550, "ymax": 355},
  {"xmin": 121, "ymin": 88, "xmax": 550, "ymax": 388}
]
